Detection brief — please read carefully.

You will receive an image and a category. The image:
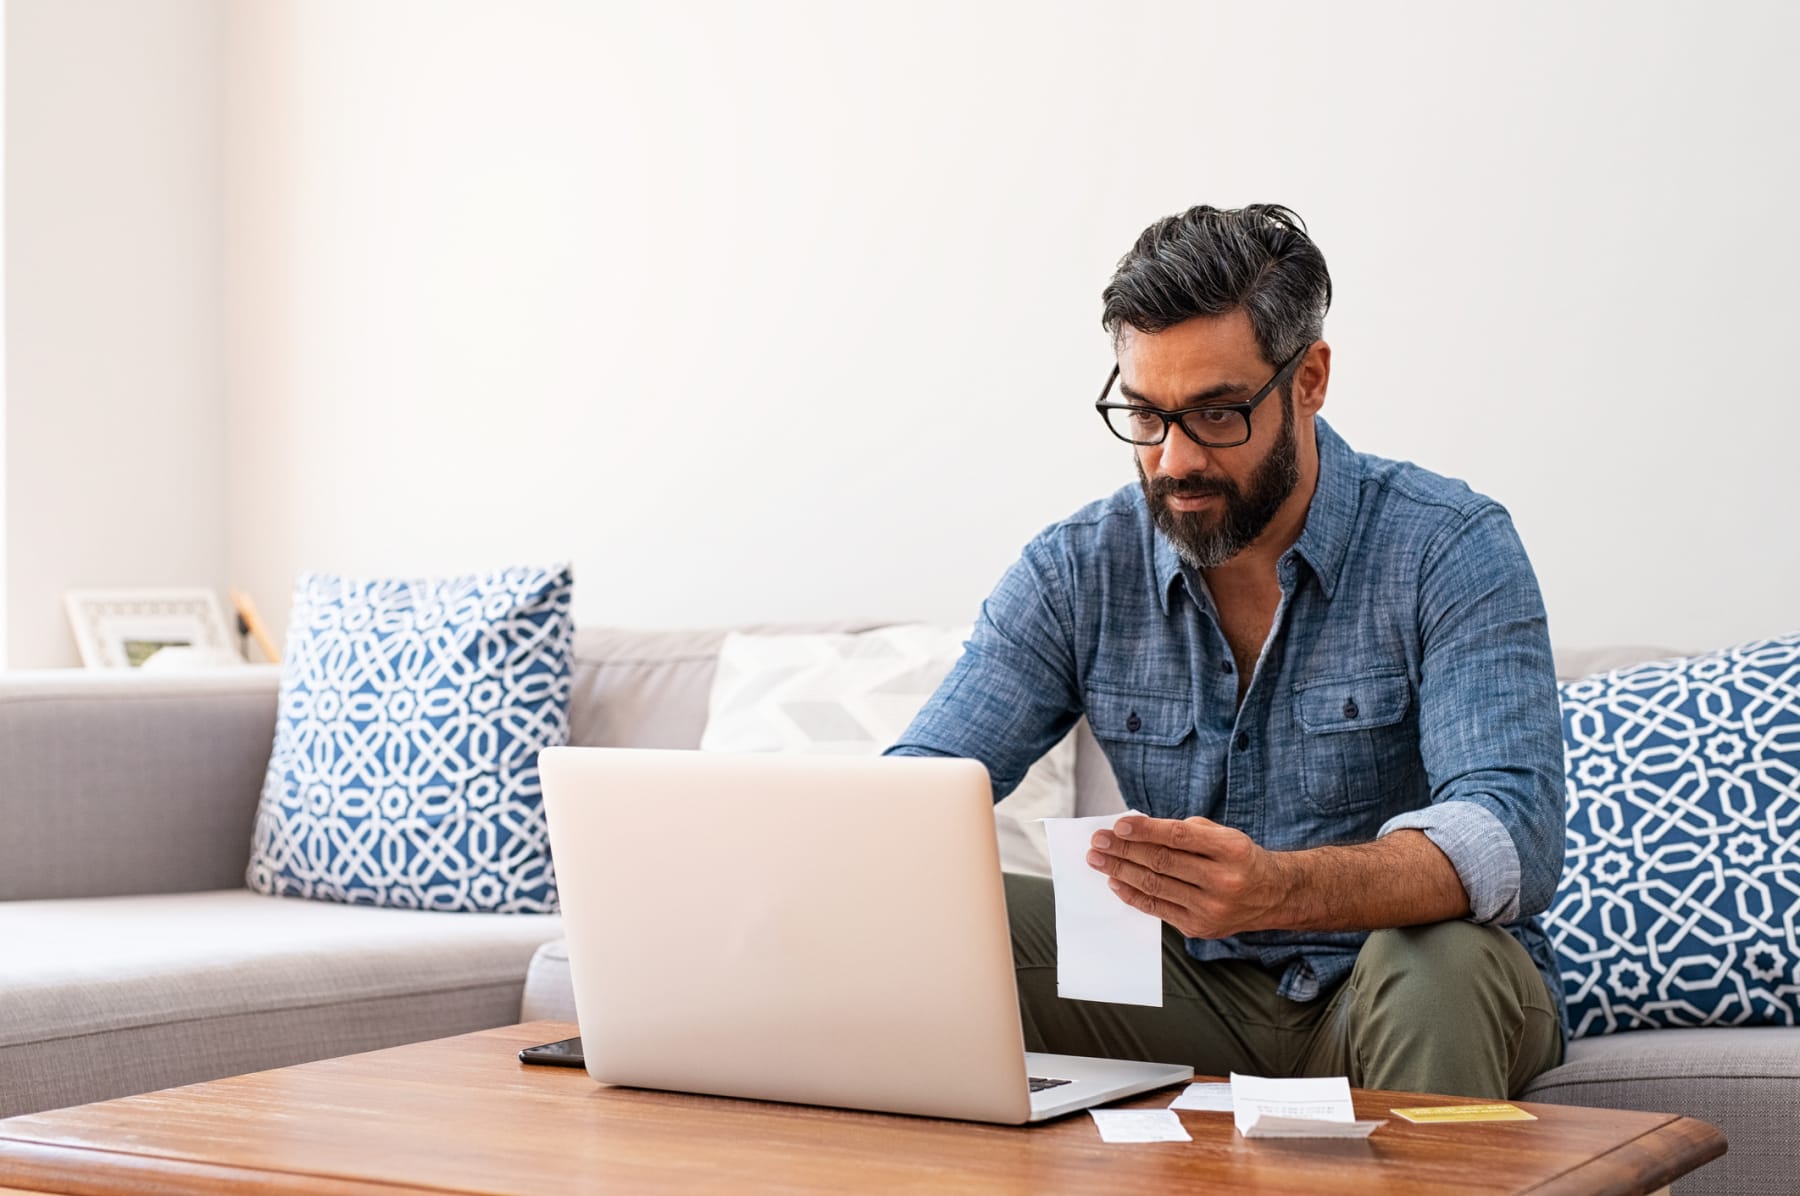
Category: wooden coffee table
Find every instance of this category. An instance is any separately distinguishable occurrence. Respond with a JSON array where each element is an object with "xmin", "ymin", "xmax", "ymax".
[{"xmin": 0, "ymin": 1021, "xmax": 1725, "ymax": 1195}]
